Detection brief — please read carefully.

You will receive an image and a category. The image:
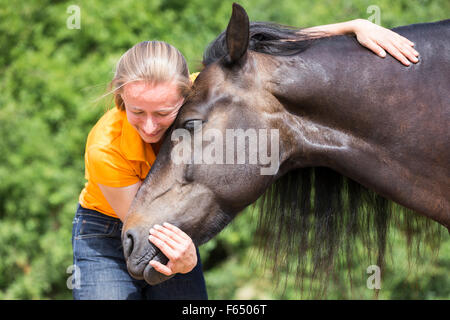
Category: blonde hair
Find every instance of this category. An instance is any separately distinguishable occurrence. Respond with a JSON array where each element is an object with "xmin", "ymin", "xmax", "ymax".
[{"xmin": 109, "ymin": 41, "xmax": 190, "ymax": 111}]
